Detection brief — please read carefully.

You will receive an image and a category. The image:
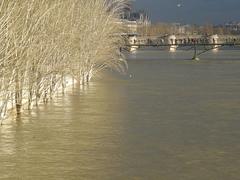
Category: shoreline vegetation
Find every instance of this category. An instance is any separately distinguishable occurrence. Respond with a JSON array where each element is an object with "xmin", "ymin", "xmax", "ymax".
[
  {"xmin": 0, "ymin": 0, "xmax": 129, "ymax": 123},
  {"xmin": 137, "ymin": 23, "xmax": 240, "ymax": 36}
]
